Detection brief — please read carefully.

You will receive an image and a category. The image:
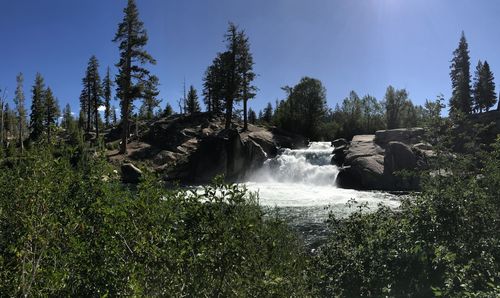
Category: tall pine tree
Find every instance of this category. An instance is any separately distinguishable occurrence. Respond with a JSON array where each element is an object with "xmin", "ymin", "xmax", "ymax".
[
  {"xmin": 480, "ymin": 61, "xmax": 496, "ymax": 112},
  {"xmin": 186, "ymin": 85, "xmax": 201, "ymax": 114},
  {"xmin": 449, "ymin": 32, "xmax": 472, "ymax": 116},
  {"xmin": 141, "ymin": 75, "xmax": 160, "ymax": 119},
  {"xmin": 14, "ymin": 73, "xmax": 27, "ymax": 152},
  {"xmin": 113, "ymin": 0, "xmax": 156, "ymax": 154},
  {"xmin": 44, "ymin": 87, "xmax": 60, "ymax": 143},
  {"xmin": 29, "ymin": 73, "xmax": 46, "ymax": 142},
  {"xmin": 102, "ymin": 66, "xmax": 114, "ymax": 127},
  {"xmin": 473, "ymin": 60, "xmax": 484, "ymax": 113},
  {"xmin": 238, "ymin": 29, "xmax": 256, "ymax": 131}
]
